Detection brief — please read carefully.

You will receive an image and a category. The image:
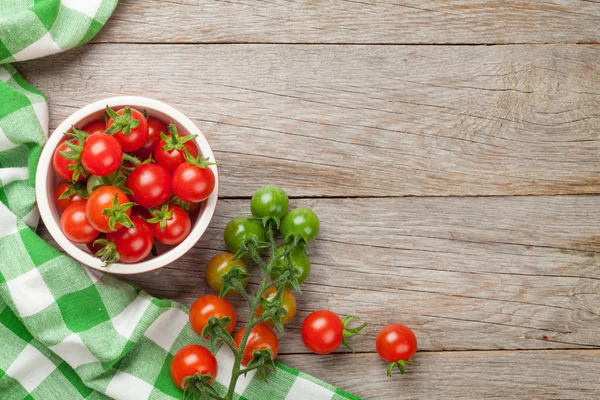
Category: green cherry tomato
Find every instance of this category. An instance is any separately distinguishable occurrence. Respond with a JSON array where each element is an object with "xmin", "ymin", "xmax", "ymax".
[
  {"xmin": 270, "ymin": 246, "xmax": 311, "ymax": 286},
  {"xmin": 280, "ymin": 208, "xmax": 320, "ymax": 243},
  {"xmin": 223, "ymin": 216, "xmax": 266, "ymax": 254},
  {"xmin": 251, "ymin": 186, "xmax": 289, "ymax": 219},
  {"xmin": 205, "ymin": 252, "xmax": 249, "ymax": 296}
]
